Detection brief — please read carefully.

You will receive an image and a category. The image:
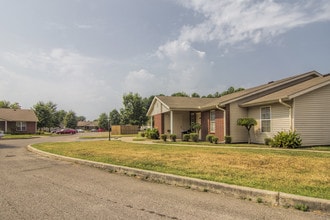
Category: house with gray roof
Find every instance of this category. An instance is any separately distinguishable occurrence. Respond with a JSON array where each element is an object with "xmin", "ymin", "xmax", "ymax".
[
  {"xmin": 147, "ymin": 70, "xmax": 330, "ymax": 146},
  {"xmin": 0, "ymin": 108, "xmax": 38, "ymax": 134}
]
